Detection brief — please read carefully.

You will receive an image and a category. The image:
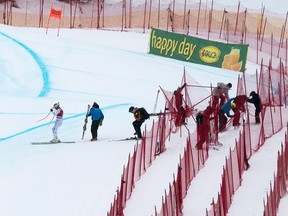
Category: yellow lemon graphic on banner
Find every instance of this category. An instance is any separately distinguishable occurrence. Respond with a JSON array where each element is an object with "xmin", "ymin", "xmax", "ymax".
[
  {"xmin": 230, "ymin": 49, "xmax": 240, "ymax": 64},
  {"xmin": 222, "ymin": 48, "xmax": 242, "ymax": 72},
  {"xmin": 222, "ymin": 59, "xmax": 230, "ymax": 70},
  {"xmin": 230, "ymin": 61, "xmax": 243, "ymax": 71}
]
